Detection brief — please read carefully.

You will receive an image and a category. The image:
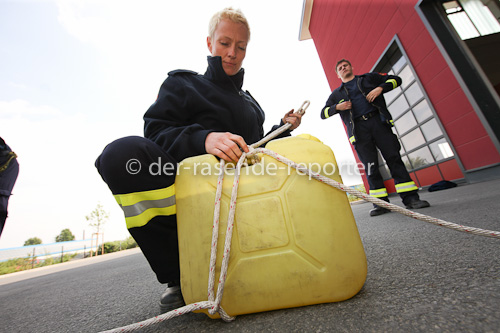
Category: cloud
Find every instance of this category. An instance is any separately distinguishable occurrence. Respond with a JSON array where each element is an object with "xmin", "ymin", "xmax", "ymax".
[
  {"xmin": 55, "ymin": 0, "xmax": 111, "ymax": 45},
  {"xmin": 0, "ymin": 99, "xmax": 62, "ymax": 118},
  {"xmin": 7, "ymin": 82, "xmax": 28, "ymax": 90},
  {"xmin": 55, "ymin": 0, "xmax": 171, "ymax": 49}
]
